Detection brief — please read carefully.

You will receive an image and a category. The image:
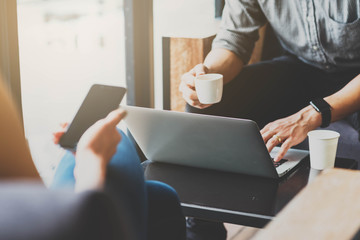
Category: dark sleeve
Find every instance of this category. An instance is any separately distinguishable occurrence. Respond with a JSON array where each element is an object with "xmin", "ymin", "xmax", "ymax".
[
  {"xmin": 0, "ymin": 182, "xmax": 129, "ymax": 240},
  {"xmin": 212, "ymin": 0, "xmax": 267, "ymax": 64}
]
